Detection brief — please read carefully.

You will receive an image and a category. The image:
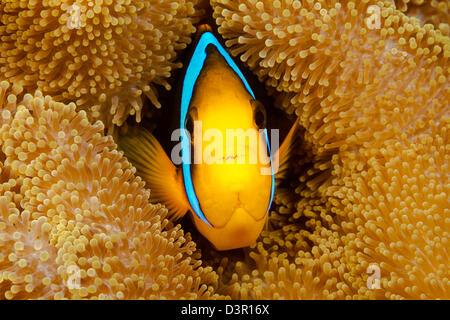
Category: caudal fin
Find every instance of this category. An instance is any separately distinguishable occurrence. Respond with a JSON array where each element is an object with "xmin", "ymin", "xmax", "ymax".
[{"xmin": 118, "ymin": 127, "xmax": 190, "ymax": 220}]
